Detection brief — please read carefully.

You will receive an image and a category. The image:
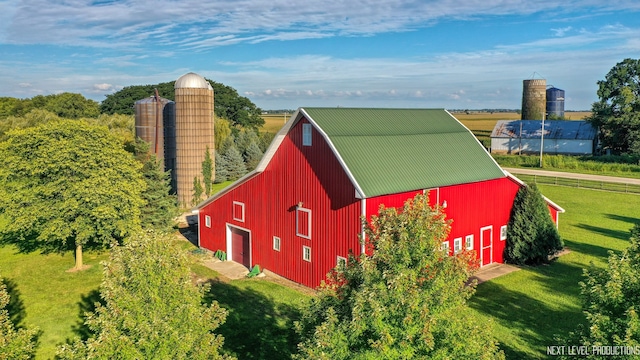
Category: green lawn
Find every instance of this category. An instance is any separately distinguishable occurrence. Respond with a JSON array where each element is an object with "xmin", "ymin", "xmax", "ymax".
[
  {"xmin": 469, "ymin": 185, "xmax": 639, "ymax": 359},
  {"xmin": 1, "ymin": 237, "xmax": 309, "ymax": 359}
]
